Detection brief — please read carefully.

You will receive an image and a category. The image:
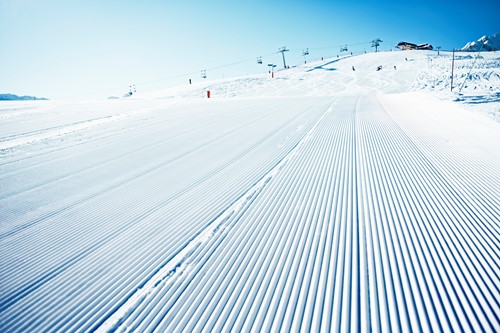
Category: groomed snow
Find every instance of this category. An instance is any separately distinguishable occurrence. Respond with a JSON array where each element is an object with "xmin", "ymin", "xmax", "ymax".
[{"xmin": 1, "ymin": 50, "xmax": 499, "ymax": 332}]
